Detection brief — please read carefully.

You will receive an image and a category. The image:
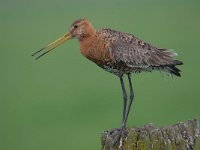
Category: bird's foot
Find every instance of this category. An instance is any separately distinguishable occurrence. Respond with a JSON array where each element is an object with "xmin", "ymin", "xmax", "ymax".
[{"xmin": 107, "ymin": 126, "xmax": 127, "ymax": 148}]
